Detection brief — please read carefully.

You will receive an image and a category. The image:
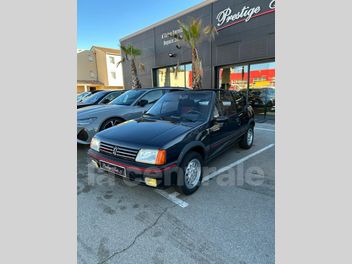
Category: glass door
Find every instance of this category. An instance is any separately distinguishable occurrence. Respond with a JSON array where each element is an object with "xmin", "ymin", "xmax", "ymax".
[
  {"xmin": 248, "ymin": 61, "xmax": 275, "ymax": 122},
  {"xmin": 218, "ymin": 64, "xmax": 249, "ymax": 92}
]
